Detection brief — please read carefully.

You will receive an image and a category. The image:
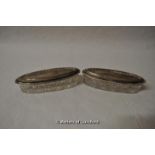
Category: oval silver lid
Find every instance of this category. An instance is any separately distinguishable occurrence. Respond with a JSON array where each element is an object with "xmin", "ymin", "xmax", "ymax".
[
  {"xmin": 15, "ymin": 67, "xmax": 80, "ymax": 83},
  {"xmin": 83, "ymin": 68, "xmax": 145, "ymax": 84}
]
